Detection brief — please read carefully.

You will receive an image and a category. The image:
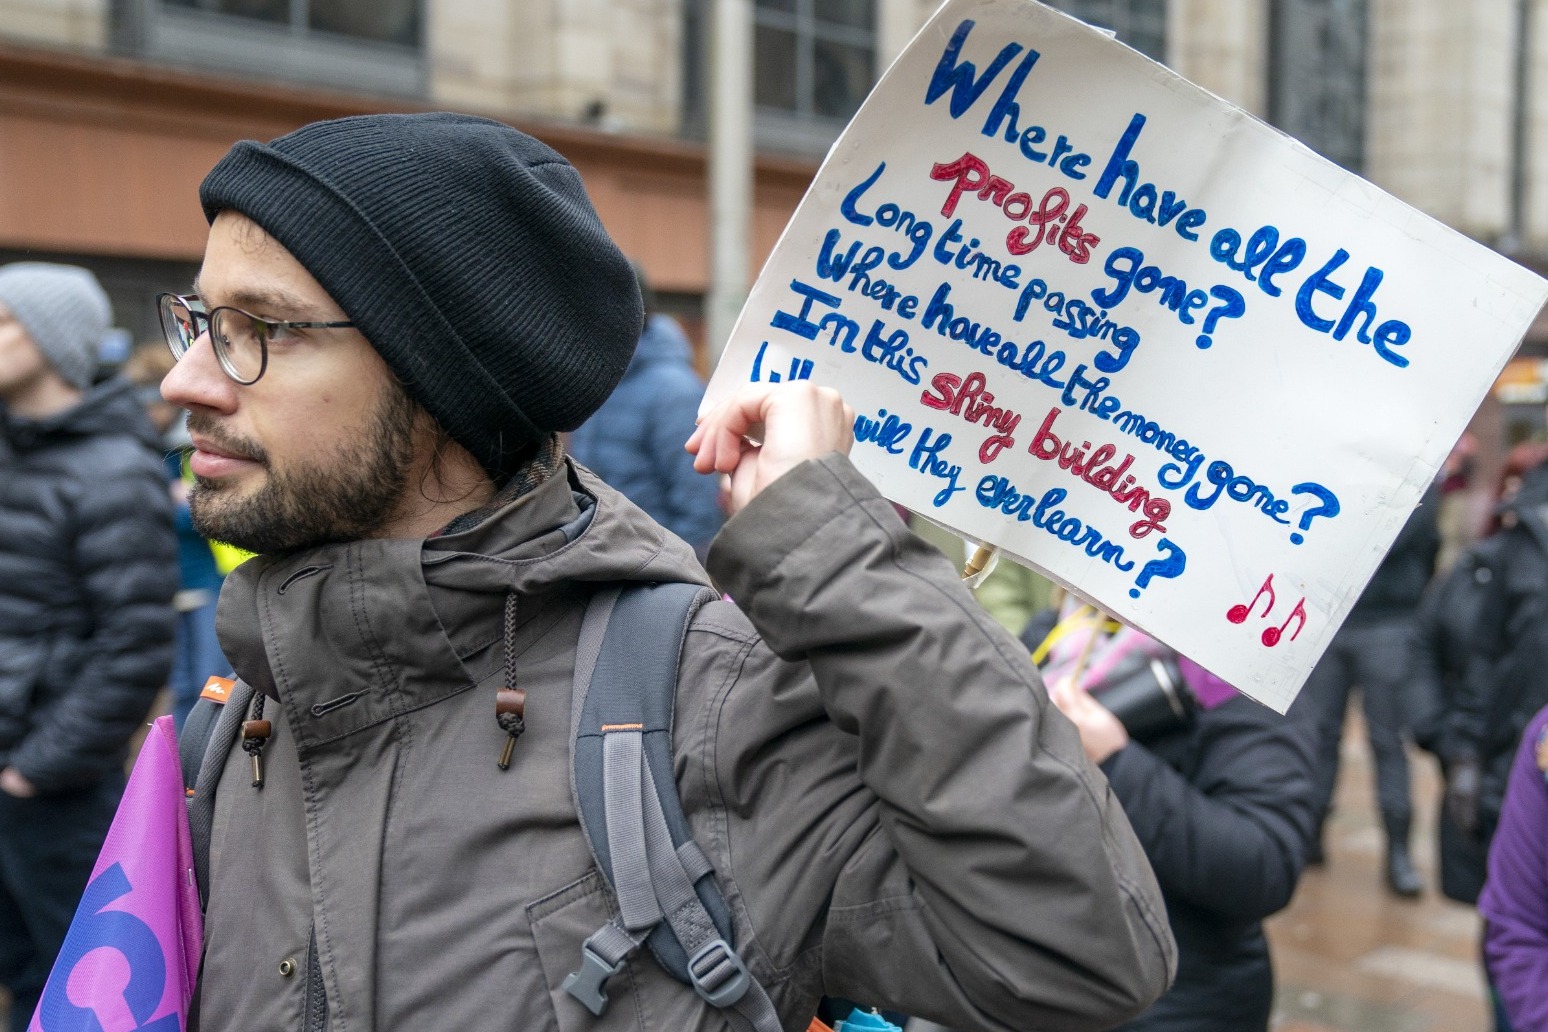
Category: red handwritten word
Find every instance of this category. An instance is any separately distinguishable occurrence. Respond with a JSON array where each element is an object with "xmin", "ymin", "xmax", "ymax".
[
  {"xmin": 930, "ymin": 152, "xmax": 1100, "ymax": 265},
  {"xmin": 1029, "ymin": 406, "xmax": 1169, "ymax": 539},
  {"xmin": 919, "ymin": 370, "xmax": 1022, "ymax": 463}
]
